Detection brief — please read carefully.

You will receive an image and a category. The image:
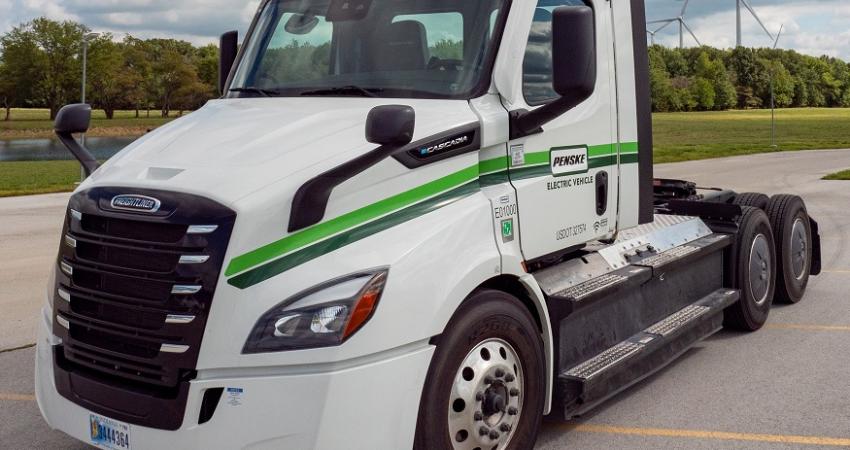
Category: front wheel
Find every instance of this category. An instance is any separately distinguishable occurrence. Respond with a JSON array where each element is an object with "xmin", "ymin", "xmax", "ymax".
[{"xmin": 413, "ymin": 290, "xmax": 545, "ymax": 450}]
